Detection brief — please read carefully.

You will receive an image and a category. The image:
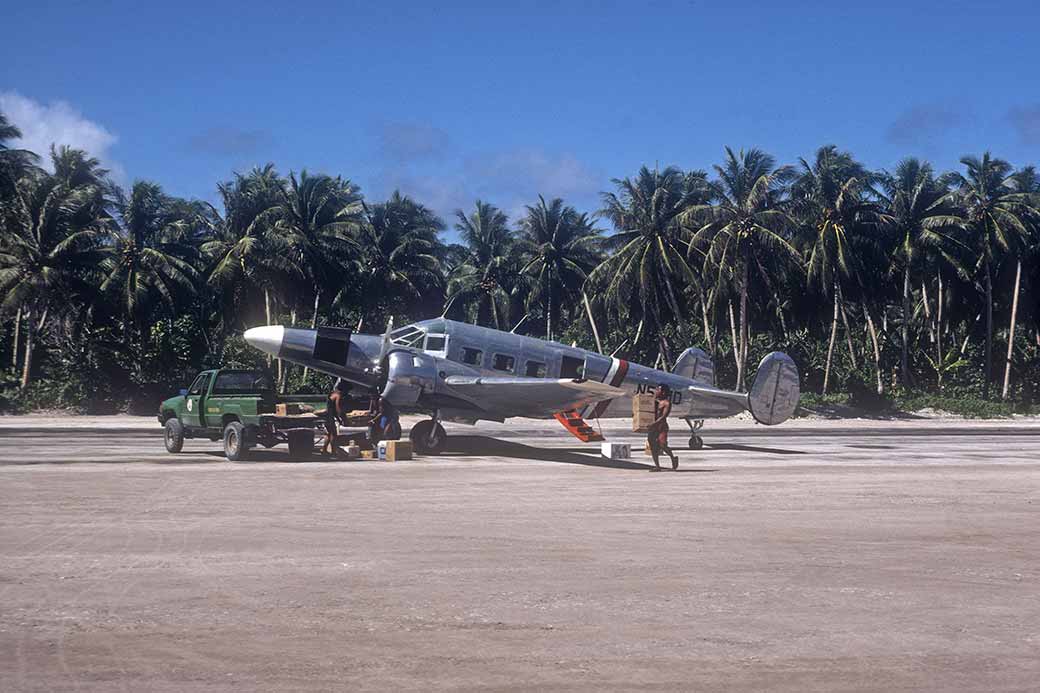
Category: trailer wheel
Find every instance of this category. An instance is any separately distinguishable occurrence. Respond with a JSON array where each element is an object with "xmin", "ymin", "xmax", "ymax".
[
  {"xmin": 164, "ymin": 418, "xmax": 184, "ymax": 453},
  {"xmin": 224, "ymin": 421, "xmax": 250, "ymax": 461},
  {"xmin": 287, "ymin": 429, "xmax": 314, "ymax": 459}
]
